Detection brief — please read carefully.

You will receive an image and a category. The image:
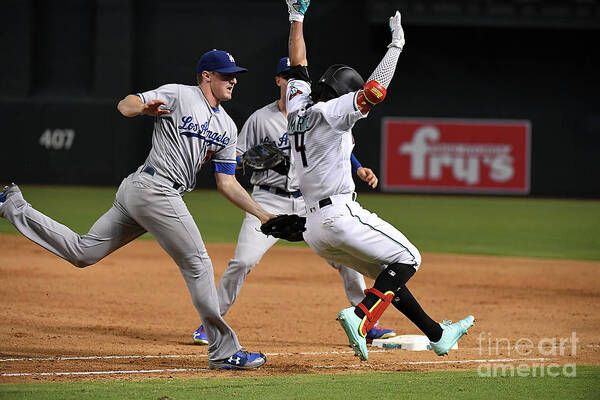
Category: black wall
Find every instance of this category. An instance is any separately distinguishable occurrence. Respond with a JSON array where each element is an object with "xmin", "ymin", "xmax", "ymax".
[{"xmin": 1, "ymin": 0, "xmax": 598, "ymax": 197}]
